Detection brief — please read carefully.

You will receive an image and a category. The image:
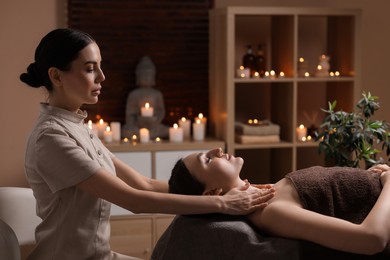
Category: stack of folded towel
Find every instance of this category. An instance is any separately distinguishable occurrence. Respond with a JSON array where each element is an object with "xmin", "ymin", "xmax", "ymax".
[{"xmin": 235, "ymin": 120, "xmax": 280, "ymax": 144}]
